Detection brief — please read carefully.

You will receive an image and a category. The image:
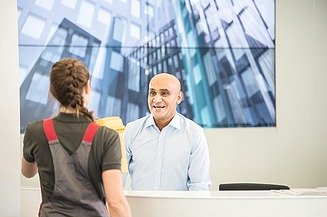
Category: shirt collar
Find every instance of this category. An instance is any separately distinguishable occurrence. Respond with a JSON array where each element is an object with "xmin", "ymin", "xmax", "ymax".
[
  {"xmin": 169, "ymin": 113, "xmax": 181, "ymax": 130},
  {"xmin": 54, "ymin": 112, "xmax": 90, "ymax": 123},
  {"xmin": 144, "ymin": 113, "xmax": 181, "ymax": 130}
]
